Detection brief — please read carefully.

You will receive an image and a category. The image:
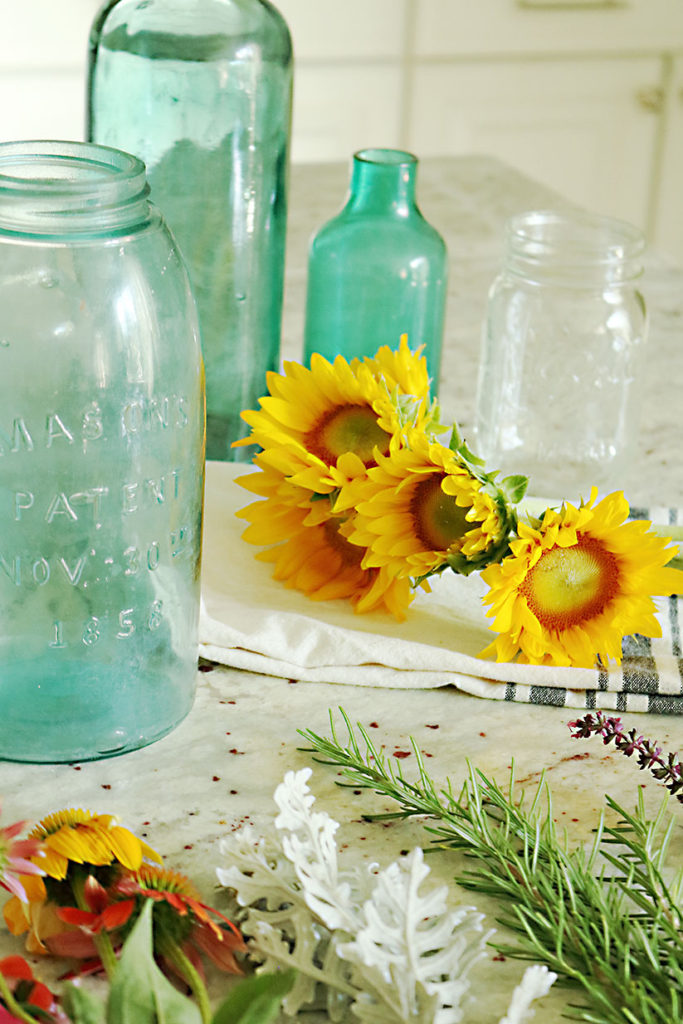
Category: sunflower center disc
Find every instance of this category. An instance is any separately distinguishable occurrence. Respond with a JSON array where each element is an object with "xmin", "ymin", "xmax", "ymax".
[
  {"xmin": 307, "ymin": 403, "xmax": 392, "ymax": 467},
  {"xmin": 411, "ymin": 475, "xmax": 476, "ymax": 551},
  {"xmin": 523, "ymin": 536, "xmax": 620, "ymax": 630}
]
